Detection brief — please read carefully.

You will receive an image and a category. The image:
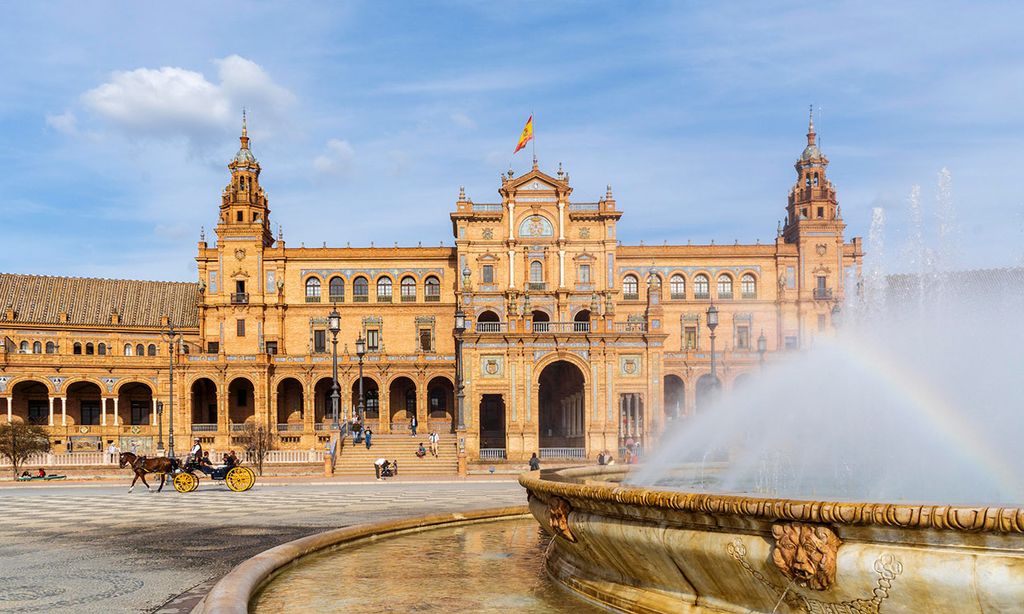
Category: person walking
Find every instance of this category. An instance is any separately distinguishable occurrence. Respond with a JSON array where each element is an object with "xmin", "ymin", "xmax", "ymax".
[
  {"xmin": 364, "ymin": 428, "xmax": 373, "ymax": 450},
  {"xmin": 428, "ymin": 432, "xmax": 439, "ymax": 457},
  {"xmin": 410, "ymin": 415, "xmax": 418, "ymax": 436},
  {"xmin": 529, "ymin": 452, "xmax": 540, "ymax": 471}
]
